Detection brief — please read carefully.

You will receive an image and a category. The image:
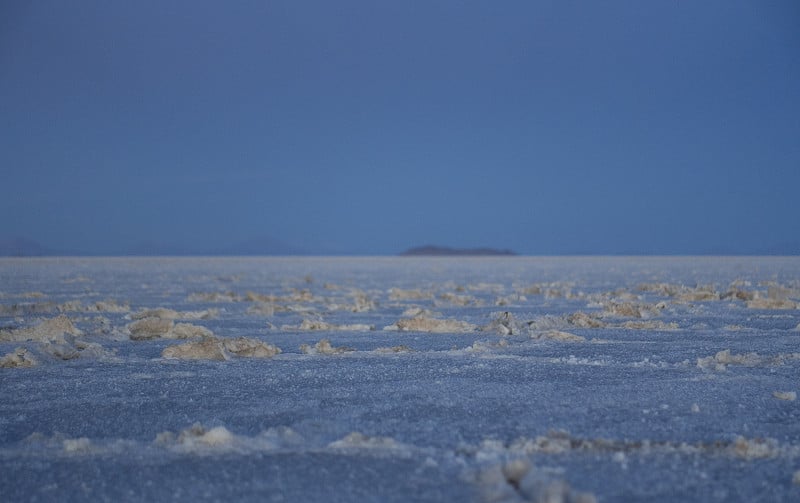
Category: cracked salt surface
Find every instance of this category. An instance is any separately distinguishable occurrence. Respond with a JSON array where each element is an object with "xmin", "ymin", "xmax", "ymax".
[{"xmin": 1, "ymin": 256, "xmax": 799, "ymax": 502}]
